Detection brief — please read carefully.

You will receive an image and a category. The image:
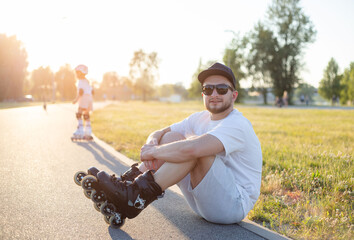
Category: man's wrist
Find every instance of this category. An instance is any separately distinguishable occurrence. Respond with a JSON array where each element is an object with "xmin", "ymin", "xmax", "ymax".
[{"xmin": 151, "ymin": 145, "xmax": 159, "ymax": 159}]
